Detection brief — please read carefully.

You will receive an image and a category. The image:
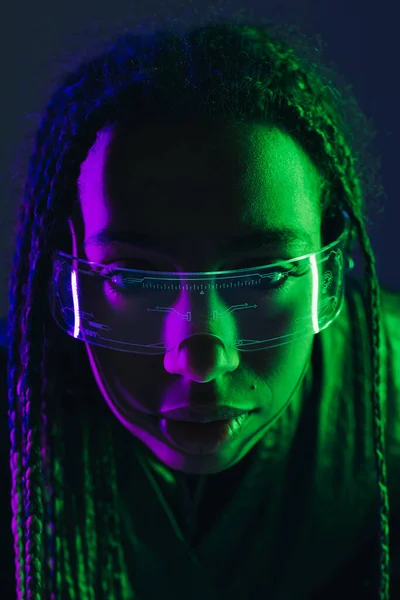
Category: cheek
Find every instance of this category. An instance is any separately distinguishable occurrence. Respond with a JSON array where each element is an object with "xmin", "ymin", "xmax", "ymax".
[
  {"xmin": 248, "ymin": 333, "xmax": 313, "ymax": 373},
  {"xmin": 85, "ymin": 334, "xmax": 314, "ymax": 424},
  {"xmin": 85, "ymin": 343, "xmax": 169, "ymax": 412},
  {"xmin": 244, "ymin": 335, "xmax": 314, "ymax": 405}
]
